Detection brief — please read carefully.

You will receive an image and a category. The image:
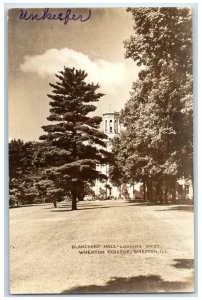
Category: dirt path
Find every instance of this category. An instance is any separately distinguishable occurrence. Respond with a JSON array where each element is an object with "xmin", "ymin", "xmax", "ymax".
[{"xmin": 9, "ymin": 200, "xmax": 194, "ymax": 294}]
